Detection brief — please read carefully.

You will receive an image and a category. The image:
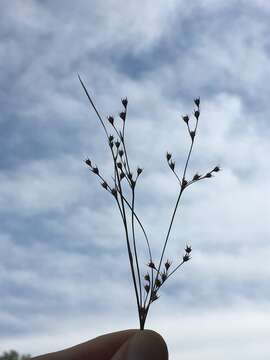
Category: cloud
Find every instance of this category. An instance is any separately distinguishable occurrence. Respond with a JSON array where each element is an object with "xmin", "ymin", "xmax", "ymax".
[{"xmin": 0, "ymin": 1, "xmax": 270, "ymax": 359}]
